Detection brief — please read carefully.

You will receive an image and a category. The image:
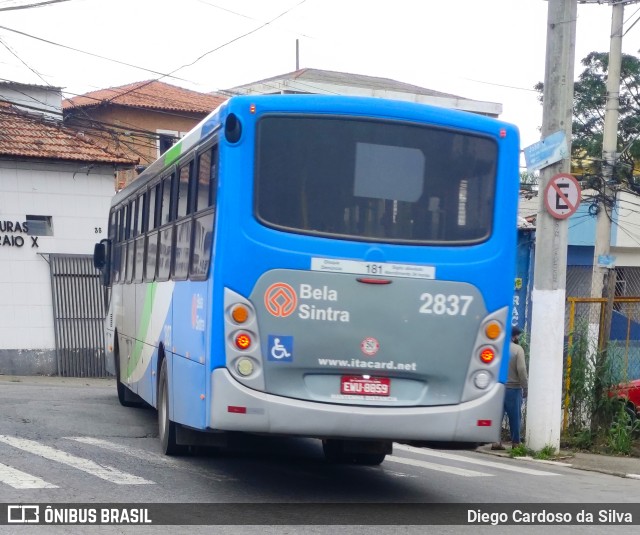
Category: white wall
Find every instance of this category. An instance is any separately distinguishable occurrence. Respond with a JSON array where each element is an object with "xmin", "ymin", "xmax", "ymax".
[
  {"xmin": 0, "ymin": 85, "xmax": 62, "ymax": 120},
  {"xmin": 0, "ymin": 160, "xmax": 115, "ymax": 351}
]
